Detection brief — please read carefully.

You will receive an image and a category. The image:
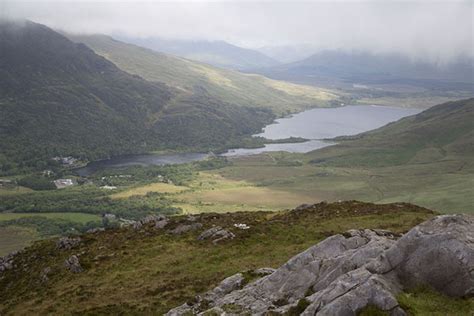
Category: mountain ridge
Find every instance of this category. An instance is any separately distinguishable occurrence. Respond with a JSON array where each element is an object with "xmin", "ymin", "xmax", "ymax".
[
  {"xmin": 114, "ymin": 36, "xmax": 280, "ymax": 70},
  {"xmin": 66, "ymin": 33, "xmax": 340, "ymax": 115}
]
